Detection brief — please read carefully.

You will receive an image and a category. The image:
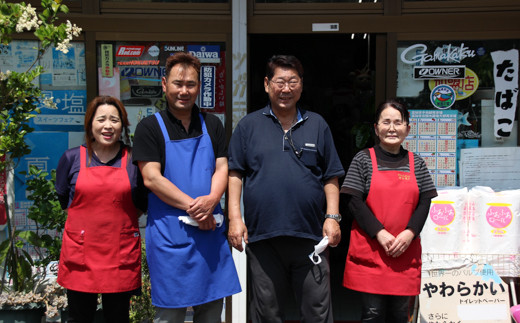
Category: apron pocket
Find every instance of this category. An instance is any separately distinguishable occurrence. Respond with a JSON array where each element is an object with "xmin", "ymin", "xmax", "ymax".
[
  {"xmin": 120, "ymin": 229, "xmax": 141, "ymax": 267},
  {"xmin": 62, "ymin": 229, "xmax": 85, "ymax": 267}
]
